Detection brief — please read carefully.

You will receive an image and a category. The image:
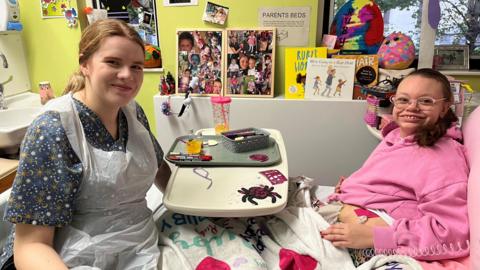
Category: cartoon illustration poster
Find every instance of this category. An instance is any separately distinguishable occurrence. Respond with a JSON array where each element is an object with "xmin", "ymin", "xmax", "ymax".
[
  {"xmin": 304, "ymin": 58, "xmax": 356, "ymax": 100},
  {"xmin": 41, "ymin": 0, "xmax": 72, "ymax": 18},
  {"xmin": 284, "ymin": 47, "xmax": 327, "ymax": 99}
]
